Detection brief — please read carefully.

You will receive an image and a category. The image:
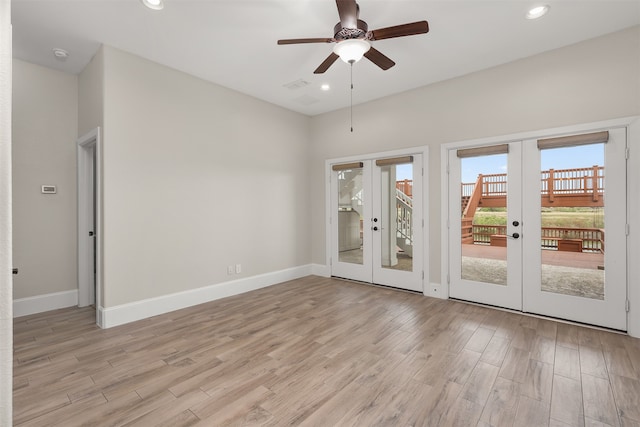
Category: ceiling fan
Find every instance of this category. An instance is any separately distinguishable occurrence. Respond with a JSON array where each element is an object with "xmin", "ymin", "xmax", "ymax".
[{"xmin": 277, "ymin": 0, "xmax": 429, "ymax": 74}]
